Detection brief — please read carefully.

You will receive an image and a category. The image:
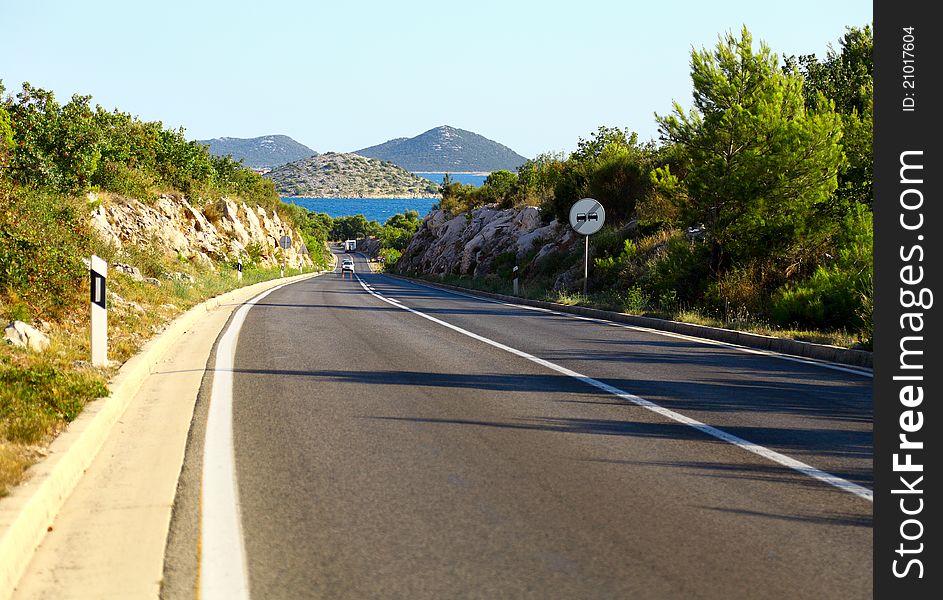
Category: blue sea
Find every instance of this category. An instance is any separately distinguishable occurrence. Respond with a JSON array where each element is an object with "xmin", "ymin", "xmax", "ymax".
[
  {"xmin": 414, "ymin": 172, "xmax": 487, "ymax": 186},
  {"xmin": 282, "ymin": 172, "xmax": 486, "ymax": 223},
  {"xmin": 282, "ymin": 197, "xmax": 440, "ymax": 224}
]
